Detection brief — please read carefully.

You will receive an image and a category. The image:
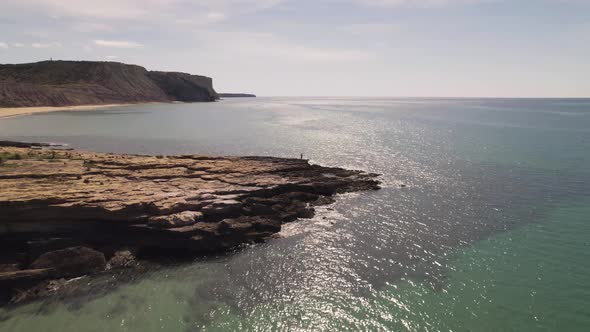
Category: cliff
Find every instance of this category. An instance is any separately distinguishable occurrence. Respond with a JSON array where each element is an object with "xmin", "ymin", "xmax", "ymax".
[
  {"xmin": 147, "ymin": 71, "xmax": 218, "ymax": 102},
  {"xmin": 0, "ymin": 61, "xmax": 219, "ymax": 107}
]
